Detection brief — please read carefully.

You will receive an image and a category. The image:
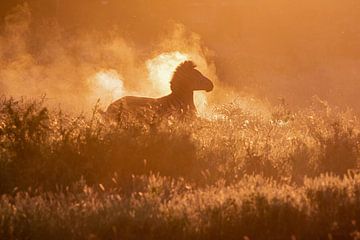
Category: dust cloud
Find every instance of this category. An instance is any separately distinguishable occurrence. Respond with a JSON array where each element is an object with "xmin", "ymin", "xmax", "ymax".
[
  {"xmin": 1, "ymin": 1, "xmax": 359, "ymax": 113},
  {"xmin": 0, "ymin": 3, "xmax": 223, "ymax": 115}
]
